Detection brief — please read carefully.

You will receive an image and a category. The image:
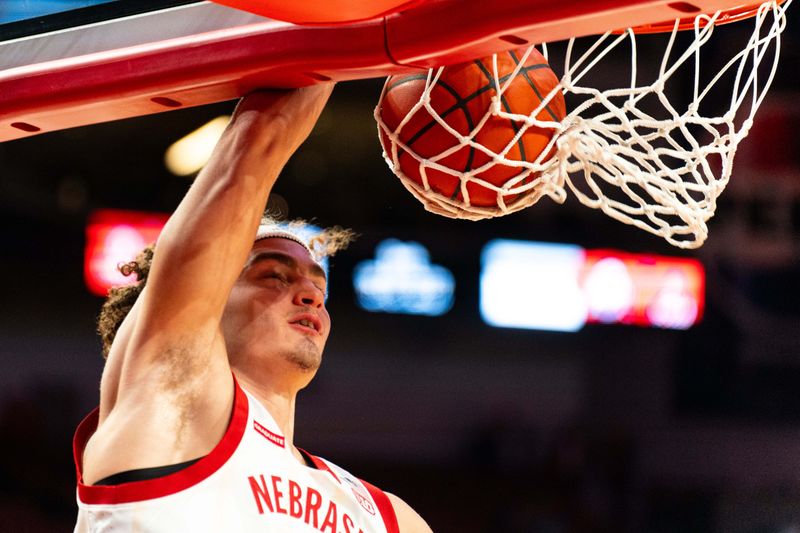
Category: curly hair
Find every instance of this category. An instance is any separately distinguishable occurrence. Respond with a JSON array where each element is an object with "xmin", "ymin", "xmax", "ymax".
[
  {"xmin": 275, "ymin": 217, "xmax": 357, "ymax": 262},
  {"xmin": 97, "ymin": 244, "xmax": 154, "ymax": 359},
  {"xmin": 96, "ymin": 218, "xmax": 354, "ymax": 359}
]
